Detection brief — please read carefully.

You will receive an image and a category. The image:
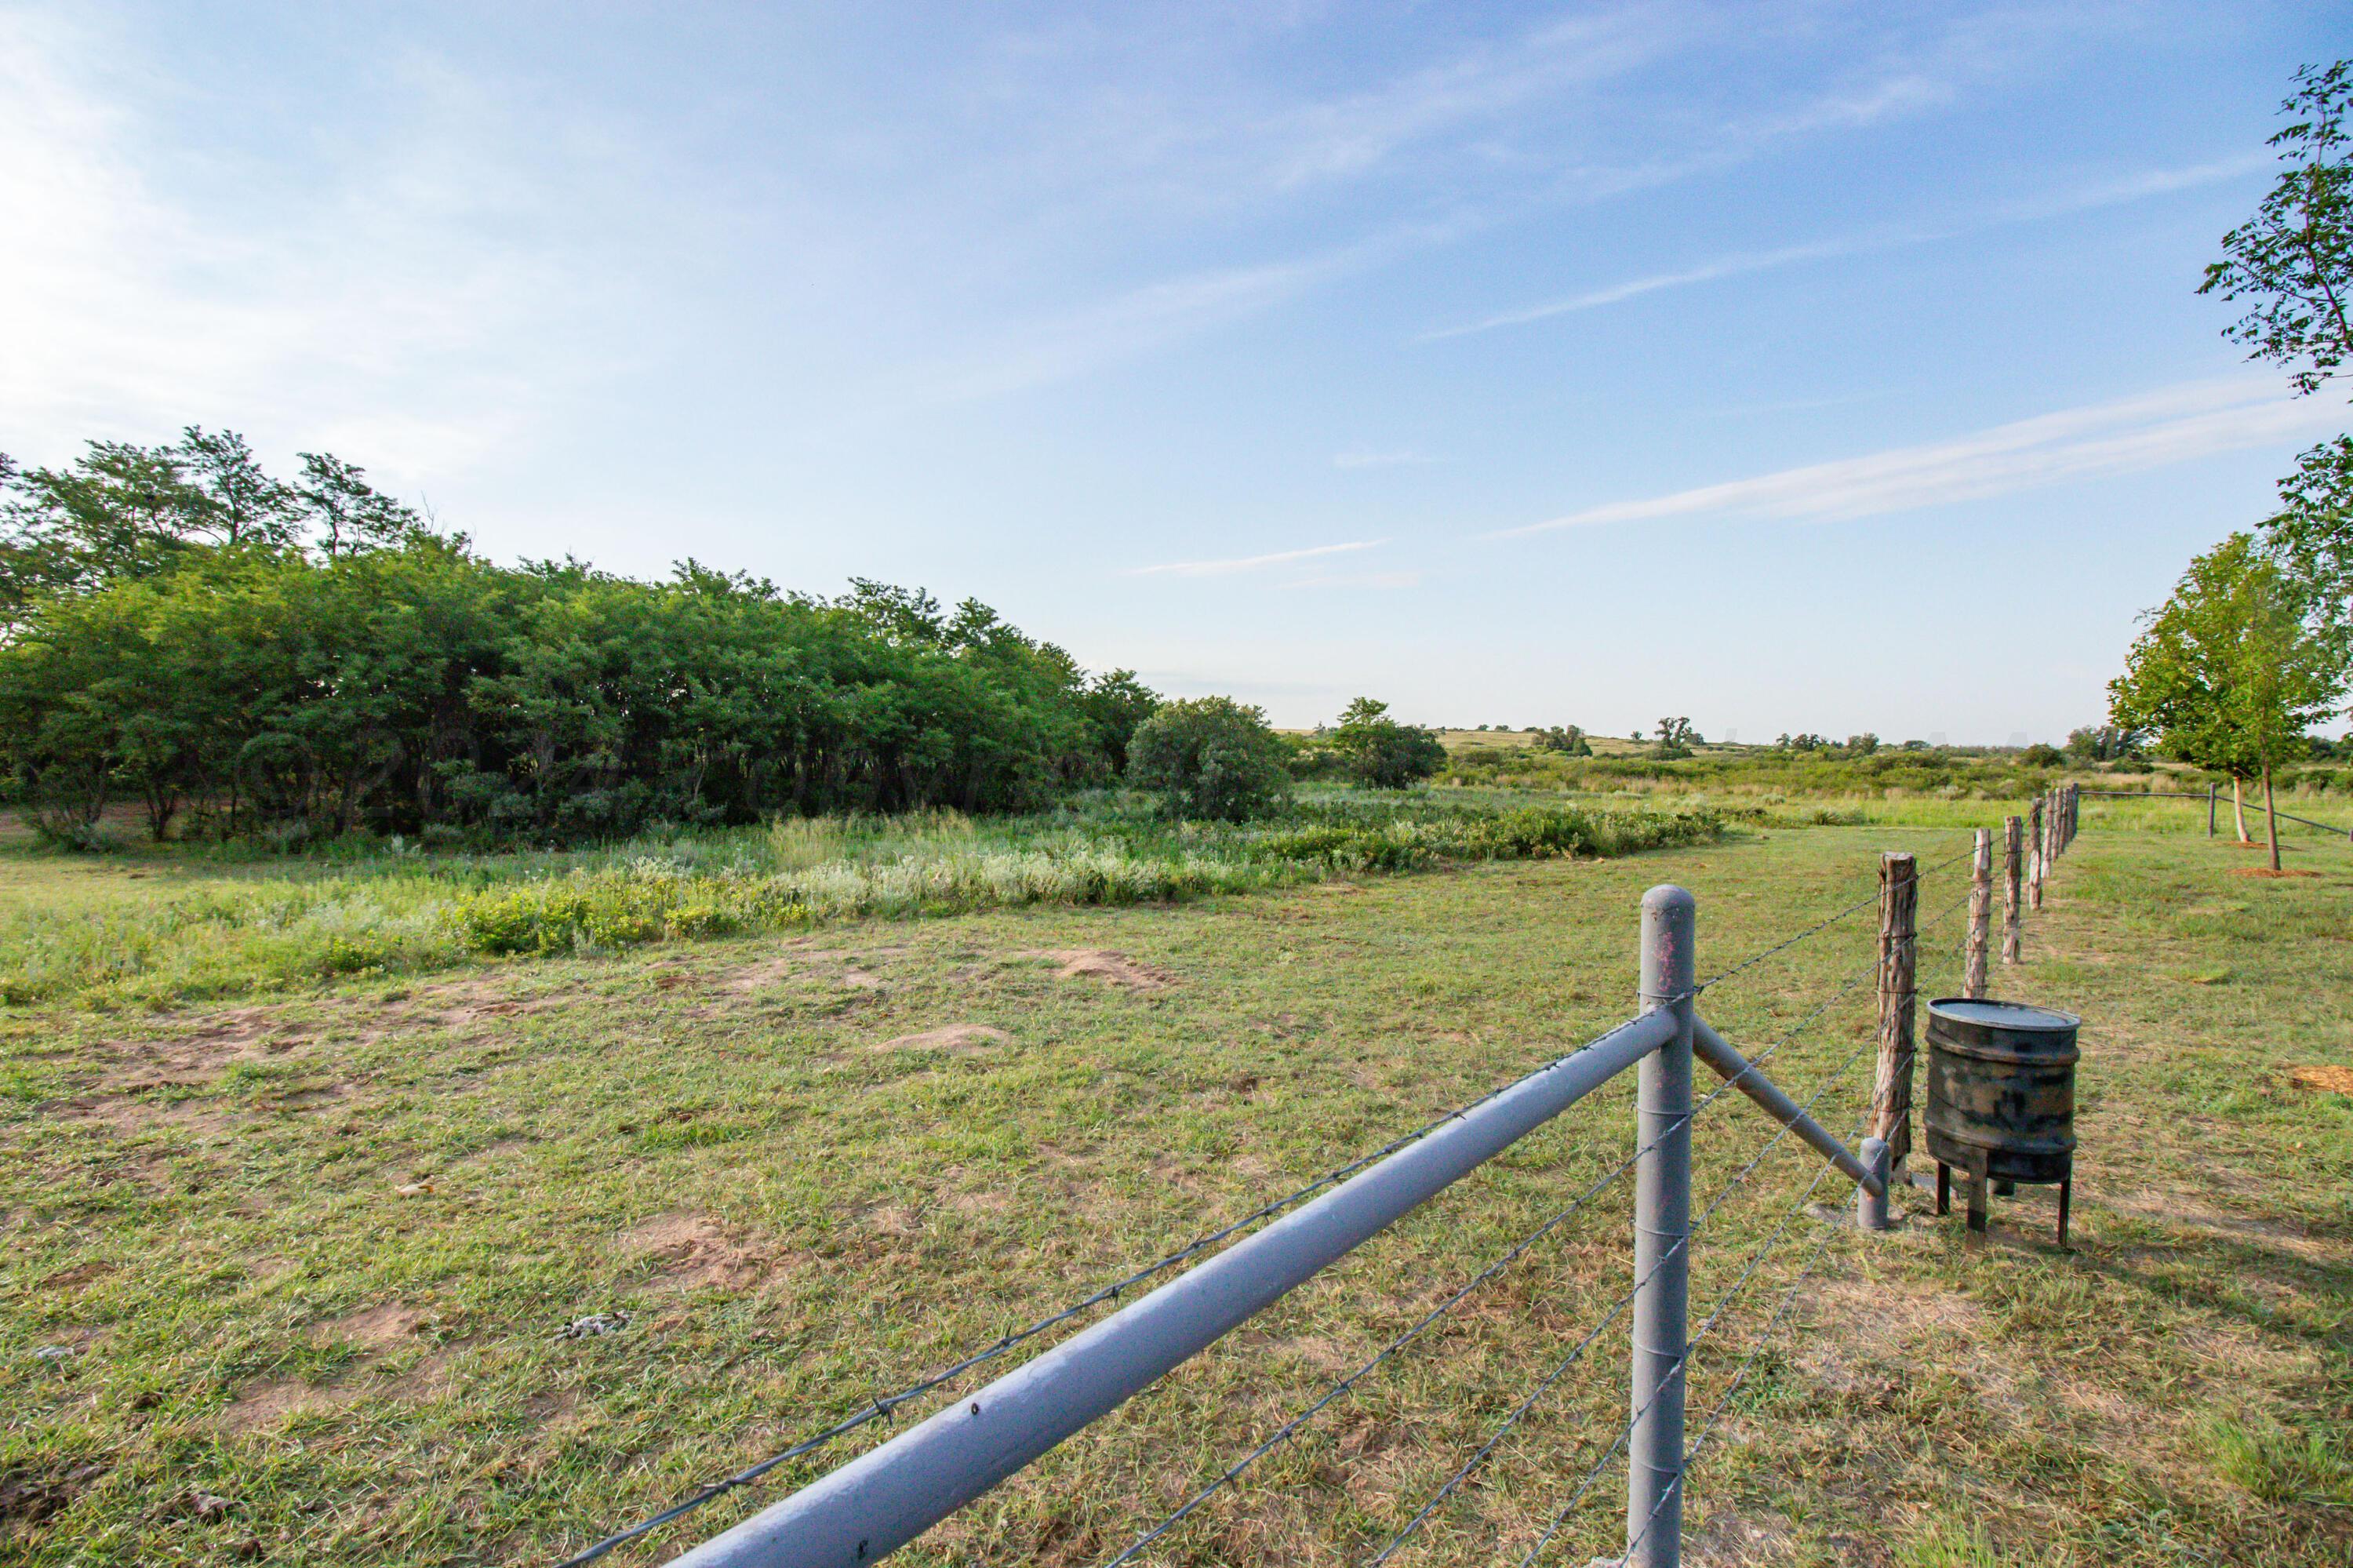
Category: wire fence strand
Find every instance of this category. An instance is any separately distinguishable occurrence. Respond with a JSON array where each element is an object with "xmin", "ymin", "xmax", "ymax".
[{"xmin": 1364, "ymin": 1030, "xmax": 1877, "ymax": 1565}]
